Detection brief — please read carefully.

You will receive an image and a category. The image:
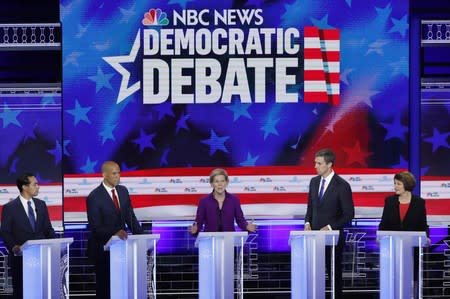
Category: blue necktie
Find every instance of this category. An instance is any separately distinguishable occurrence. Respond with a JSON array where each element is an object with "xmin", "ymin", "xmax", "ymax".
[
  {"xmin": 27, "ymin": 201, "xmax": 36, "ymax": 231},
  {"xmin": 318, "ymin": 178, "xmax": 326, "ymax": 202}
]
